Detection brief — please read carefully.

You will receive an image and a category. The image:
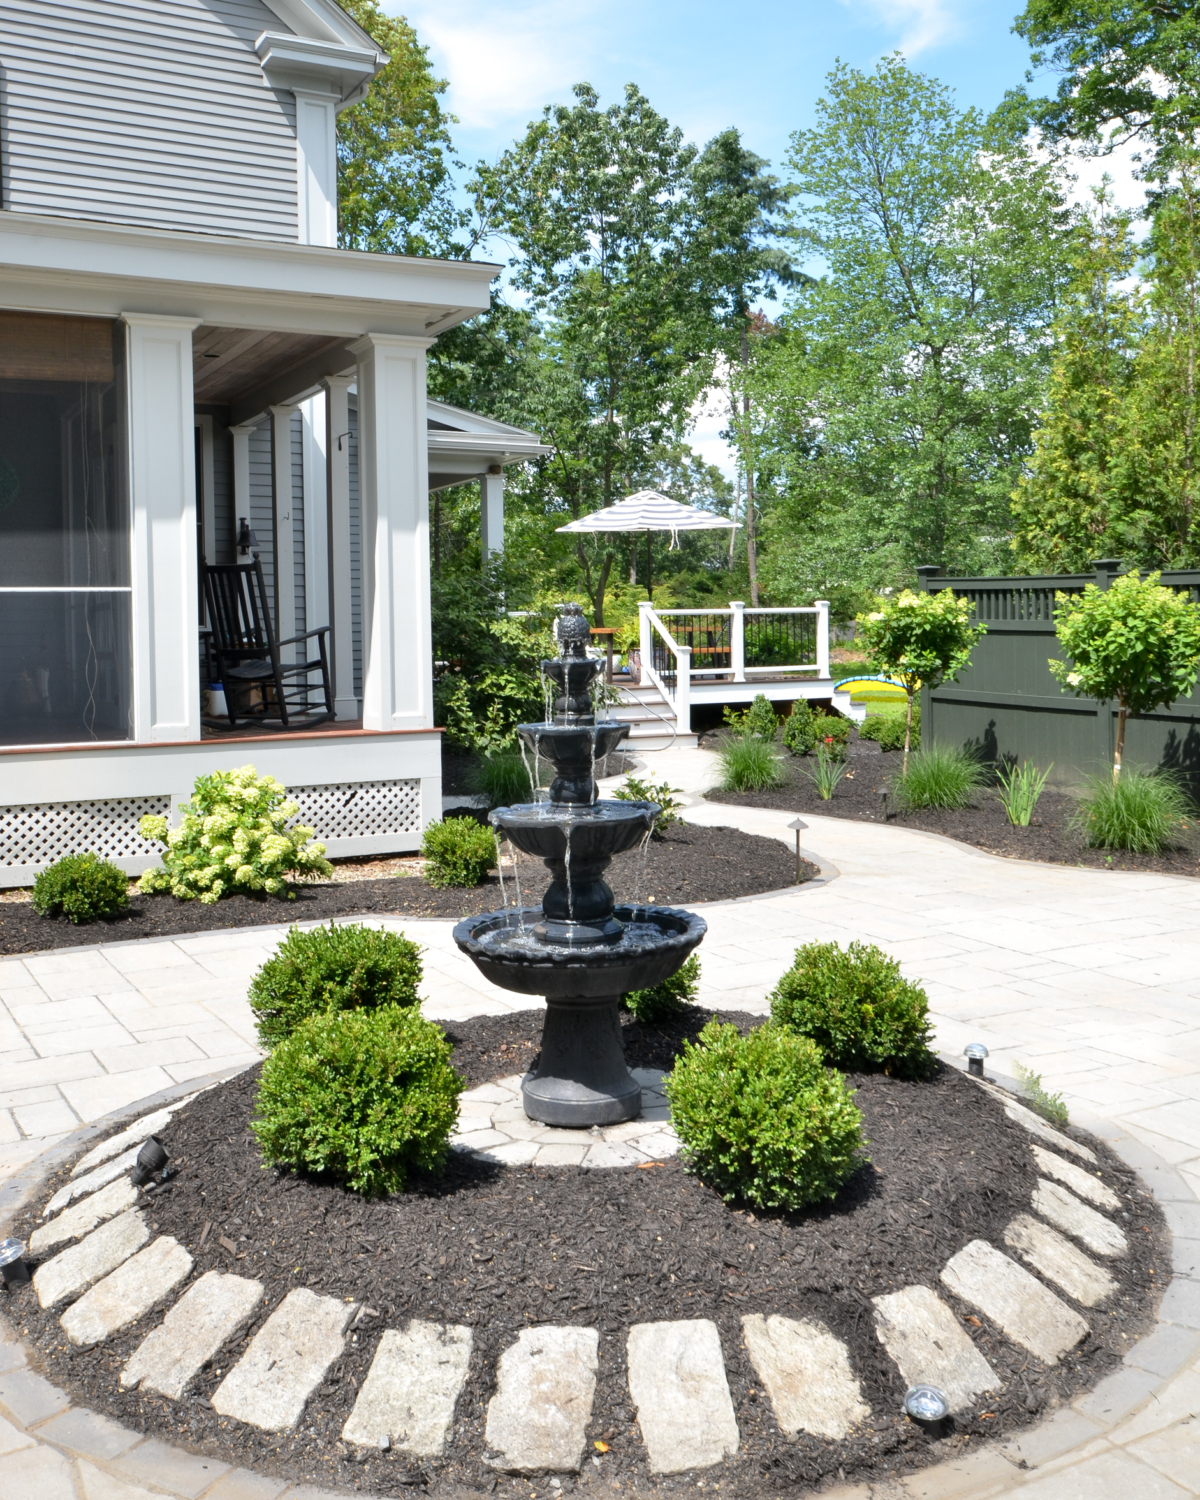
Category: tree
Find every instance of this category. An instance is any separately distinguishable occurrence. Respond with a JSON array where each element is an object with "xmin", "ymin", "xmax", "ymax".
[
  {"xmin": 856, "ymin": 589, "xmax": 987, "ymax": 767},
  {"xmin": 1049, "ymin": 570, "xmax": 1200, "ymax": 776},
  {"xmin": 1003, "ymin": 0, "xmax": 1200, "ymax": 181},
  {"xmin": 753, "ymin": 56, "xmax": 1076, "ymax": 606},
  {"xmin": 336, "ymin": 0, "xmax": 467, "ymax": 257}
]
